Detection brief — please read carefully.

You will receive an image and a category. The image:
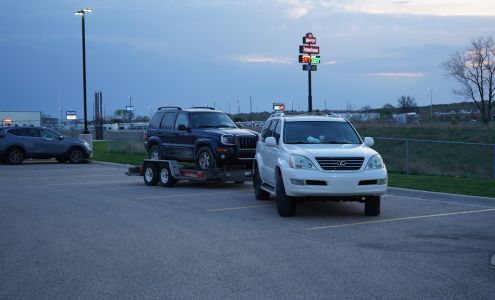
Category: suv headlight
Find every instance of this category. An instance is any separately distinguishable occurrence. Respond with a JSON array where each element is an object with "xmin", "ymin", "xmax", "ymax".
[
  {"xmin": 221, "ymin": 134, "xmax": 235, "ymax": 145},
  {"xmin": 289, "ymin": 154, "xmax": 316, "ymax": 170},
  {"xmin": 83, "ymin": 141, "xmax": 91, "ymax": 150},
  {"xmin": 365, "ymin": 154, "xmax": 384, "ymax": 170}
]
